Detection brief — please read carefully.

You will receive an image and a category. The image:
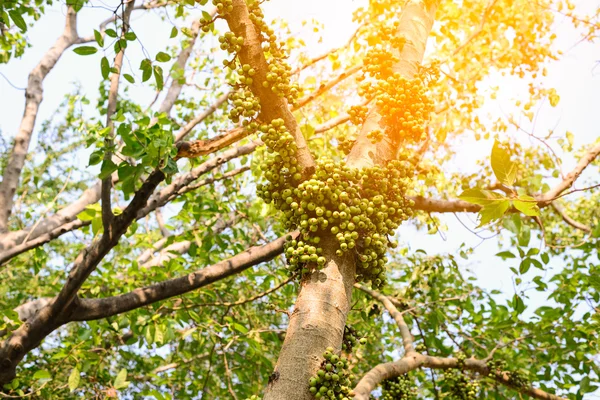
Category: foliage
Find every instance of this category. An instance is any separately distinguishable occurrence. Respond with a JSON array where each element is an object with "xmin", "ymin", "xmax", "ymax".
[{"xmin": 0, "ymin": 0, "xmax": 598, "ymax": 399}]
